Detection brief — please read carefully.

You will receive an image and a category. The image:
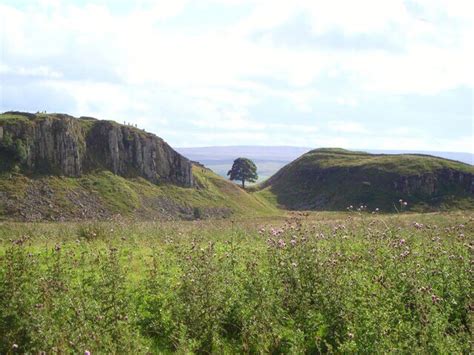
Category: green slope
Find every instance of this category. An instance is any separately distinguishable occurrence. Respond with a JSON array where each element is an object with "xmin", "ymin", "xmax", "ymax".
[
  {"xmin": 0, "ymin": 166, "xmax": 278, "ymax": 221},
  {"xmin": 256, "ymin": 148, "xmax": 474, "ymax": 212}
]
